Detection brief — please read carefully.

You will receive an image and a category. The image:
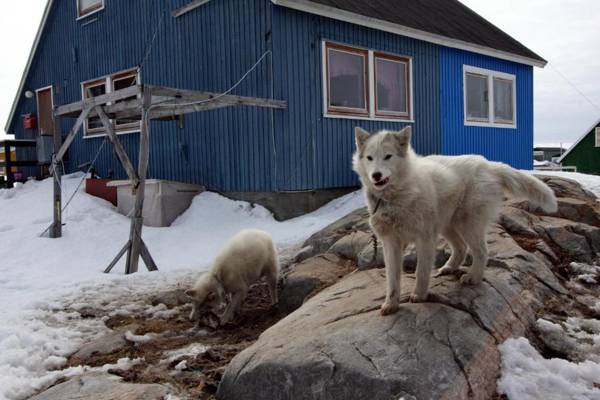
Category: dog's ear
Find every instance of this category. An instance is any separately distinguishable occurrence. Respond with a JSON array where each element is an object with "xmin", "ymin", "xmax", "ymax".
[
  {"xmin": 185, "ymin": 289, "xmax": 197, "ymax": 298},
  {"xmin": 355, "ymin": 127, "xmax": 370, "ymax": 152},
  {"xmin": 392, "ymin": 126, "xmax": 412, "ymax": 153}
]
